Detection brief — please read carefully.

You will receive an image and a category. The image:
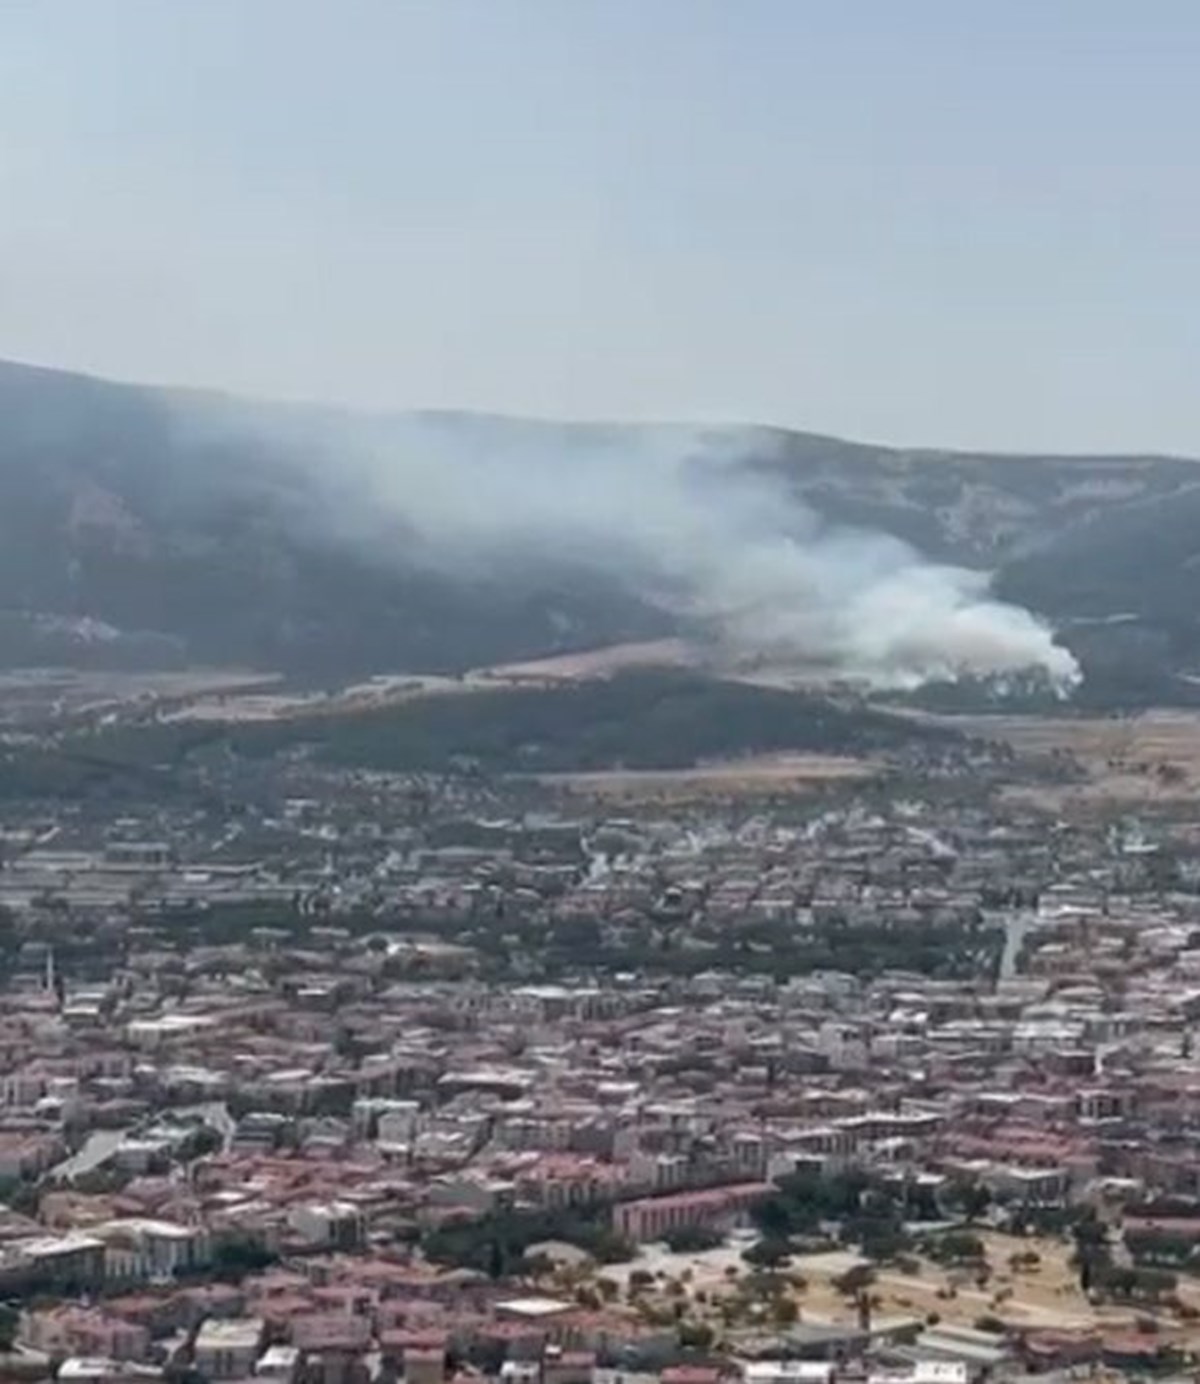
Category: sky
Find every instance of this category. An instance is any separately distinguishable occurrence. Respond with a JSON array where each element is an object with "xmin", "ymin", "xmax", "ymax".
[{"xmin": 2, "ymin": 0, "xmax": 1200, "ymax": 453}]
